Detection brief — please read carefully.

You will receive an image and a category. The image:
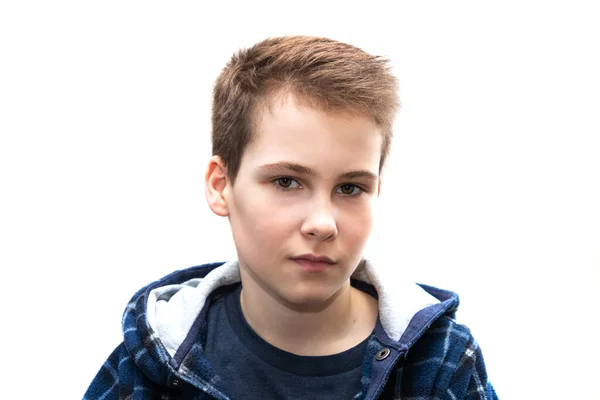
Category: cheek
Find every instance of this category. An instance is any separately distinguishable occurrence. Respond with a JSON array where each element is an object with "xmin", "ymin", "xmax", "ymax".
[
  {"xmin": 230, "ymin": 192, "xmax": 296, "ymax": 250},
  {"xmin": 340, "ymin": 204, "xmax": 374, "ymax": 246}
]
